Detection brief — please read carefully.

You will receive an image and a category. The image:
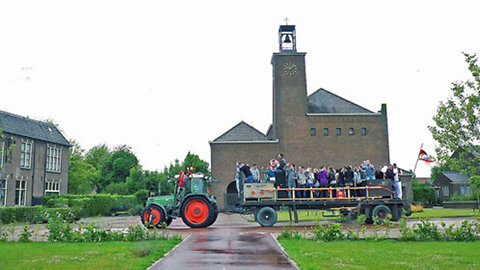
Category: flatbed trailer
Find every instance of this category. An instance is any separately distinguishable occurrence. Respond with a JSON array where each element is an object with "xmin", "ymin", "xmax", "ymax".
[{"xmin": 227, "ymin": 182, "xmax": 410, "ymax": 227}]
